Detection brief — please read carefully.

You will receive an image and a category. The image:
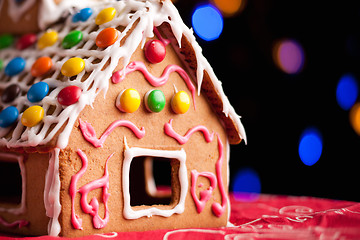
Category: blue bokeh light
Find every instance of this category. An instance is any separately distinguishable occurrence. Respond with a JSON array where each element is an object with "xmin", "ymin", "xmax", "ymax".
[
  {"xmin": 192, "ymin": 4, "xmax": 223, "ymax": 41},
  {"xmin": 298, "ymin": 128, "xmax": 323, "ymax": 166},
  {"xmin": 232, "ymin": 168, "xmax": 261, "ymax": 202},
  {"xmin": 336, "ymin": 74, "xmax": 358, "ymax": 110}
]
